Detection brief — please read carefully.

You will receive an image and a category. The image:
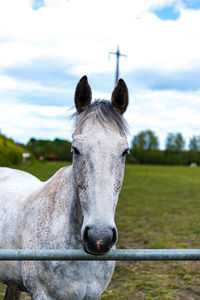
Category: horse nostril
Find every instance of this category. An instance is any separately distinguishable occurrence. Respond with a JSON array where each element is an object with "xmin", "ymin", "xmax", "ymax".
[
  {"xmin": 83, "ymin": 226, "xmax": 90, "ymax": 242},
  {"xmin": 83, "ymin": 225, "xmax": 118, "ymax": 254},
  {"xmin": 111, "ymin": 227, "xmax": 118, "ymax": 245}
]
